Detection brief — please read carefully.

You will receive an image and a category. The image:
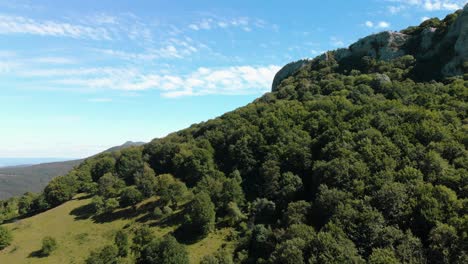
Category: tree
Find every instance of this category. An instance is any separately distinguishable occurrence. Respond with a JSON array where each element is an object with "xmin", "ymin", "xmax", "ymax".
[
  {"xmin": 98, "ymin": 173, "xmax": 125, "ymax": 198},
  {"xmin": 115, "ymin": 147, "xmax": 144, "ymax": 184},
  {"xmin": 91, "ymin": 156, "xmax": 116, "ymax": 182},
  {"xmin": 368, "ymin": 248, "xmax": 399, "ymax": 264},
  {"xmin": 183, "ymin": 192, "xmax": 215, "ymax": 239},
  {"xmin": 132, "ymin": 225, "xmax": 155, "ymax": 255},
  {"xmin": 104, "ymin": 198, "xmax": 119, "ymax": 213},
  {"xmin": 120, "ymin": 186, "xmax": 143, "ymax": 208},
  {"xmin": 220, "ymin": 172, "xmax": 246, "ymax": 209},
  {"xmin": 91, "ymin": 195, "xmax": 105, "ymax": 214},
  {"xmin": 285, "ymin": 200, "xmax": 311, "ymax": 226},
  {"xmin": 309, "ymin": 228, "xmax": 364, "ymax": 264},
  {"xmin": 86, "ymin": 245, "xmax": 119, "ymax": 264},
  {"xmin": 269, "ymin": 238, "xmax": 306, "ymax": 264},
  {"xmin": 251, "ymin": 198, "xmax": 276, "ymax": 224},
  {"xmin": 135, "ymin": 164, "xmax": 158, "ymax": 197},
  {"xmin": 0, "ymin": 226, "xmax": 12, "ymax": 250},
  {"xmin": 138, "ymin": 235, "xmax": 189, "ymax": 264},
  {"xmin": 18, "ymin": 192, "xmax": 36, "ymax": 215},
  {"xmin": 428, "ymin": 223, "xmax": 459, "ymax": 264},
  {"xmin": 41, "ymin": 236, "xmax": 58, "ymax": 256},
  {"xmin": 114, "ymin": 230, "xmax": 129, "ymax": 257},
  {"xmin": 44, "ymin": 175, "xmax": 78, "ymax": 206},
  {"xmin": 156, "ymin": 174, "xmax": 188, "ymax": 208}
]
